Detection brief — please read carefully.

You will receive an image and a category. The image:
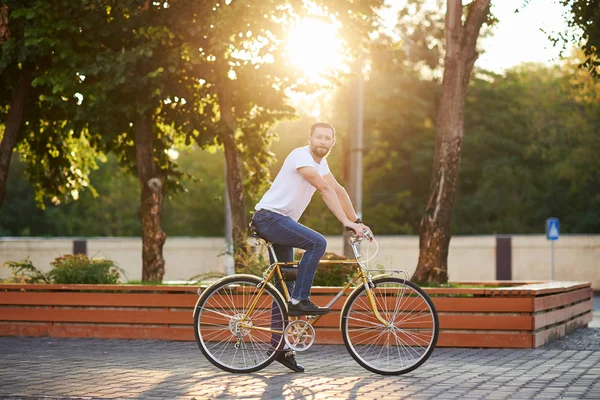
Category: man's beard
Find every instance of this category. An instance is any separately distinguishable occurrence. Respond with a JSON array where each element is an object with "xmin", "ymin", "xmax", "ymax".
[{"xmin": 311, "ymin": 144, "xmax": 331, "ymax": 158}]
